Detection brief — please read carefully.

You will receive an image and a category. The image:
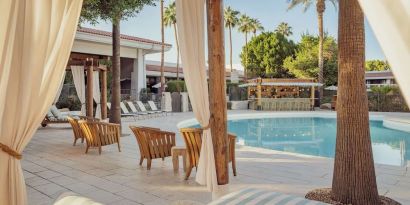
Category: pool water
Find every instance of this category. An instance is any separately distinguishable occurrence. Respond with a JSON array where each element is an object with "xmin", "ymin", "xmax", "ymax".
[{"xmin": 227, "ymin": 117, "xmax": 410, "ymax": 167}]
